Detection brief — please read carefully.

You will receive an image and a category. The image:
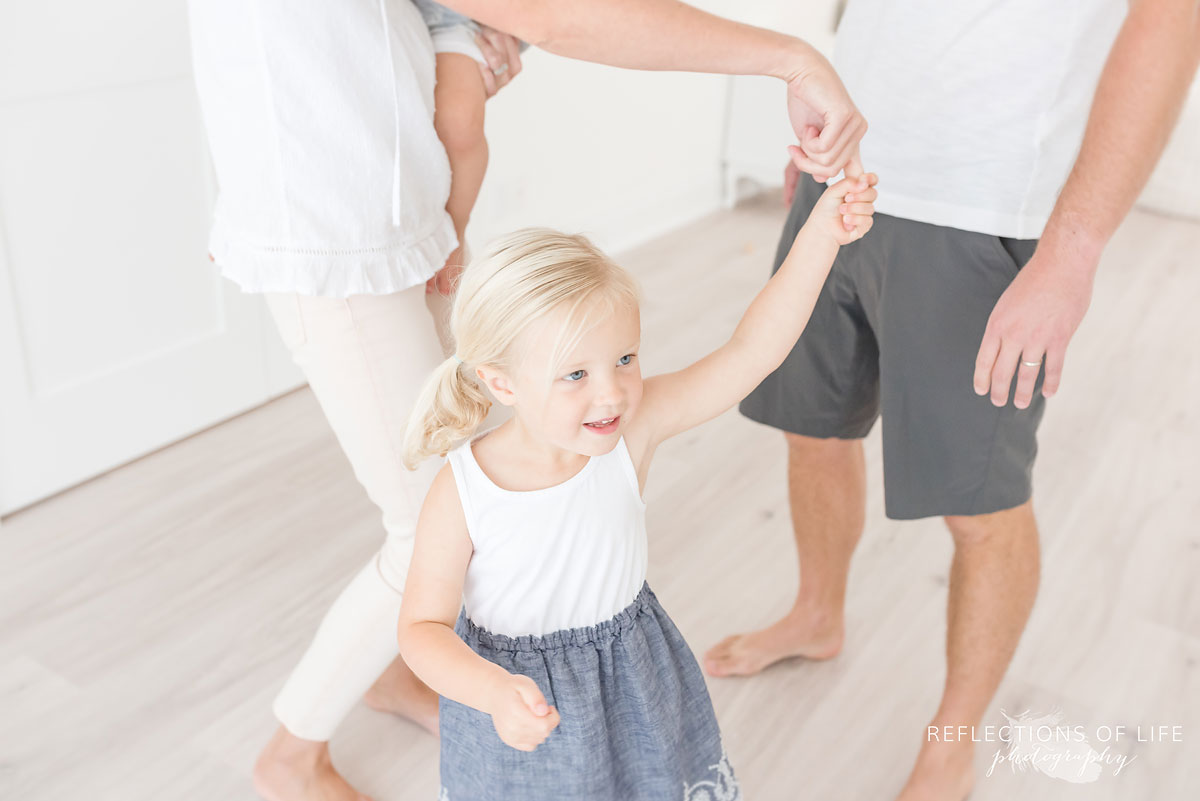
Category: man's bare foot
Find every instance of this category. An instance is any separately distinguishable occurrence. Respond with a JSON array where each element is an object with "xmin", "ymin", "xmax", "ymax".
[
  {"xmin": 253, "ymin": 726, "xmax": 373, "ymax": 801},
  {"xmin": 703, "ymin": 604, "xmax": 843, "ymax": 677},
  {"xmin": 894, "ymin": 733, "xmax": 976, "ymax": 801},
  {"xmin": 363, "ymin": 656, "xmax": 440, "ymax": 736}
]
